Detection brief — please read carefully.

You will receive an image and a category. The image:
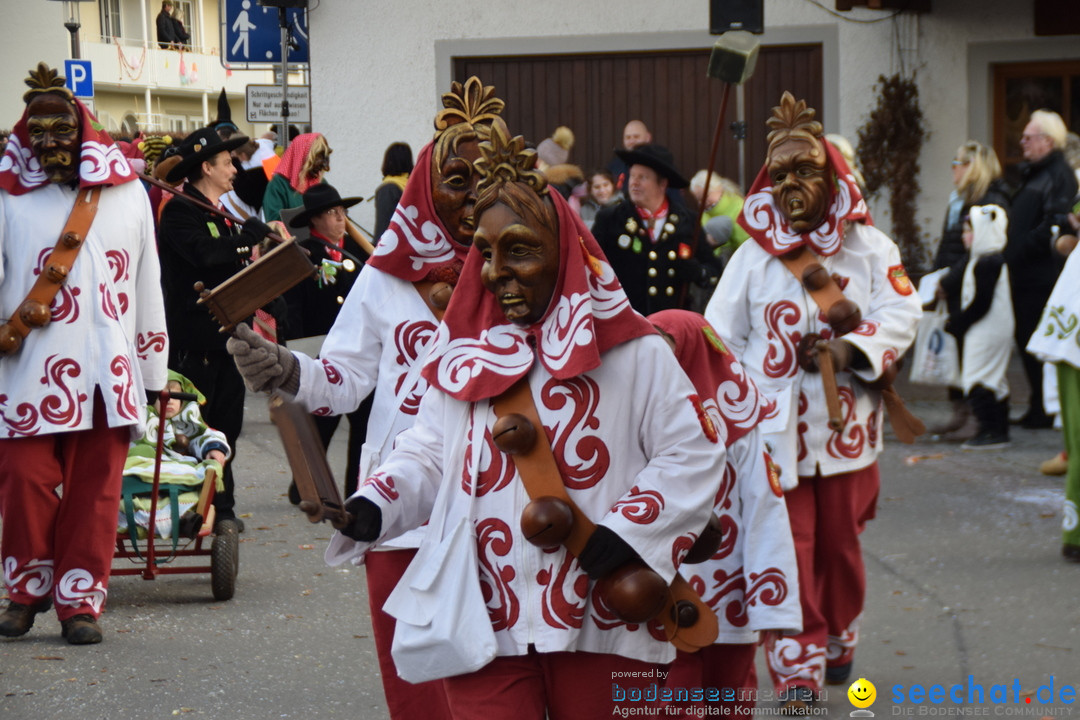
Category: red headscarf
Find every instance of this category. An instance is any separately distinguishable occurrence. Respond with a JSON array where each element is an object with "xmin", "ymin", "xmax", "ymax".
[
  {"xmin": 0, "ymin": 96, "xmax": 136, "ymax": 196},
  {"xmin": 366, "ymin": 142, "xmax": 469, "ymax": 282},
  {"xmin": 273, "ymin": 132, "xmax": 325, "ymax": 194},
  {"xmin": 422, "ymin": 189, "xmax": 654, "ymax": 402},
  {"xmin": 738, "ymin": 140, "xmax": 869, "ymax": 258},
  {"xmin": 647, "ymin": 309, "xmax": 772, "ymax": 448}
]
